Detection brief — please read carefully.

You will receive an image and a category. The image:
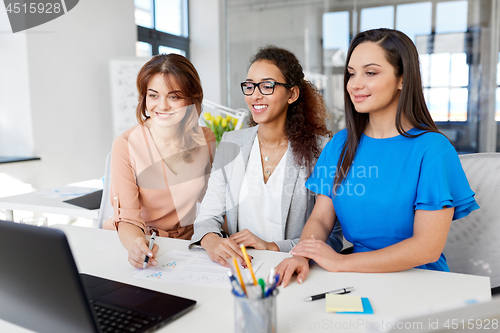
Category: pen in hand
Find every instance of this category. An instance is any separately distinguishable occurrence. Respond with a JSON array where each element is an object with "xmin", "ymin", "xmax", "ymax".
[
  {"xmin": 143, "ymin": 231, "xmax": 156, "ymax": 269},
  {"xmin": 304, "ymin": 287, "xmax": 354, "ymax": 301}
]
